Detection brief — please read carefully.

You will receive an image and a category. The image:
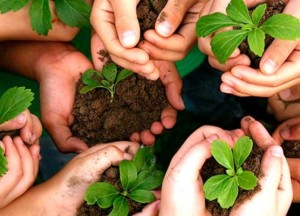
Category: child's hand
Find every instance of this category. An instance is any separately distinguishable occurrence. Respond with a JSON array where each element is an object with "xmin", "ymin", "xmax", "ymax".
[
  {"xmin": 0, "ymin": 136, "xmax": 40, "ymax": 208},
  {"xmin": 0, "ymin": 110, "xmax": 42, "ymax": 145}
]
